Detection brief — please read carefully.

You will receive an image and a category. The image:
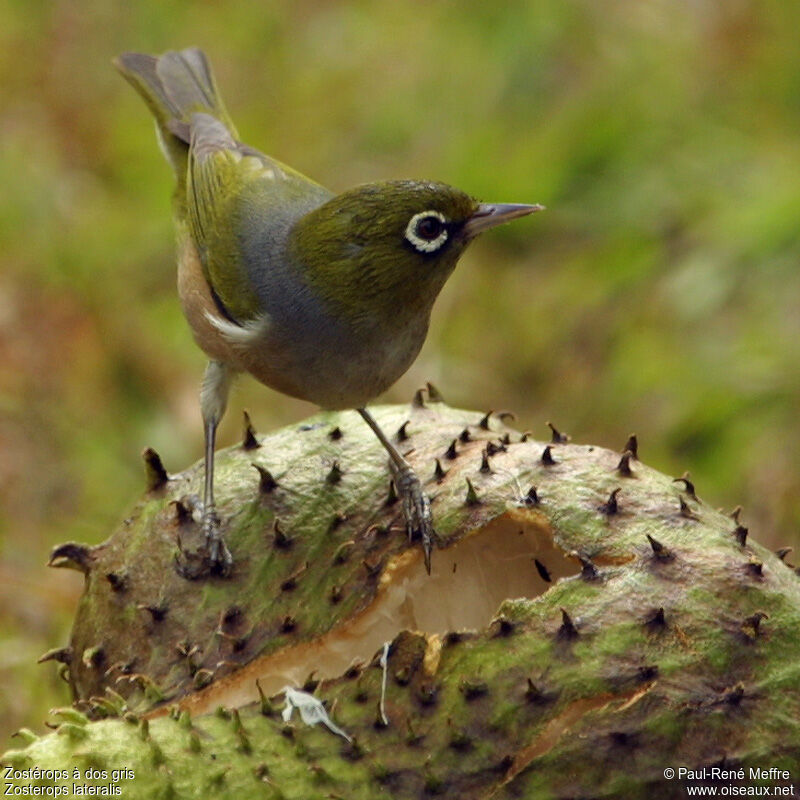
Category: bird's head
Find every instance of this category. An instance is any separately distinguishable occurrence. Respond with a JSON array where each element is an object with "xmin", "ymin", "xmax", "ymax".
[{"xmin": 289, "ymin": 179, "xmax": 542, "ymax": 323}]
